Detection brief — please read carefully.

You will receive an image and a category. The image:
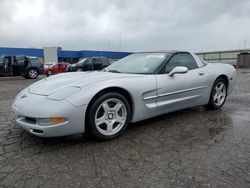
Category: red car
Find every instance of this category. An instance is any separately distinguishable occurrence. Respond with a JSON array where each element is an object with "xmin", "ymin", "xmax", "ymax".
[{"xmin": 44, "ymin": 62, "xmax": 69, "ymax": 76}]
